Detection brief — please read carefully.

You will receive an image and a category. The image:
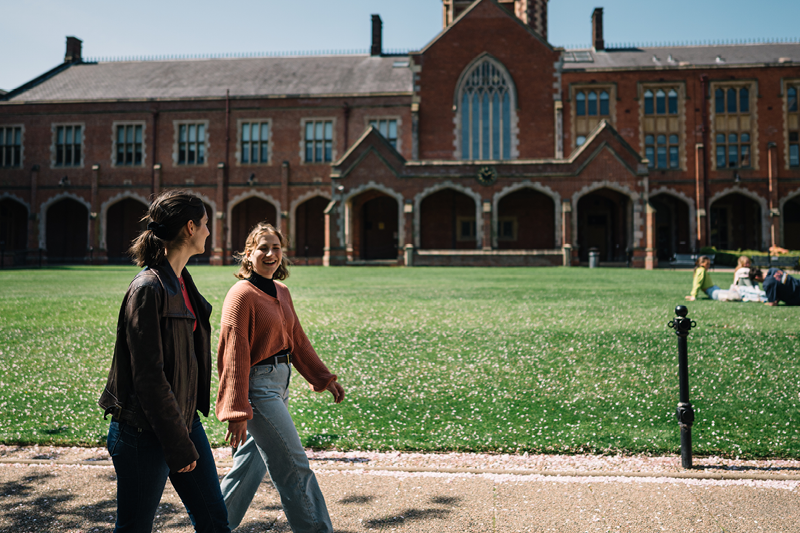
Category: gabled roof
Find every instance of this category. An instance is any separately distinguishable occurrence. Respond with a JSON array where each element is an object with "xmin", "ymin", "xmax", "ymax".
[
  {"xmin": 333, "ymin": 119, "xmax": 647, "ymax": 180},
  {"xmin": 563, "ymin": 42, "xmax": 800, "ymax": 71},
  {"xmin": 414, "ymin": 0, "xmax": 553, "ymax": 56},
  {"xmin": 2, "ymin": 55, "xmax": 413, "ymax": 103}
]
